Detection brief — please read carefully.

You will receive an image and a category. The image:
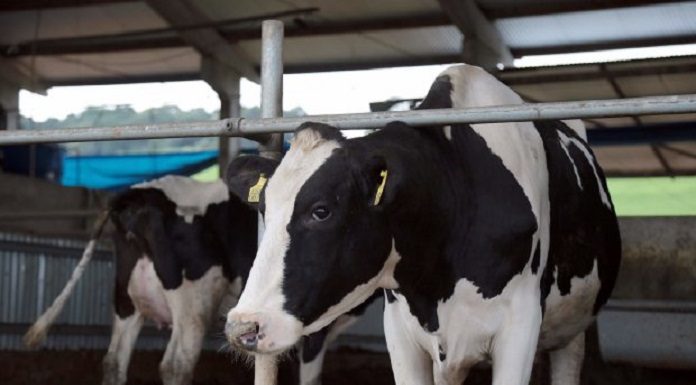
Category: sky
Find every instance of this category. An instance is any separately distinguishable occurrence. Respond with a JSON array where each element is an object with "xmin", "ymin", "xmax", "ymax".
[
  {"xmin": 19, "ymin": 64, "xmax": 453, "ymax": 122},
  {"xmin": 19, "ymin": 43, "xmax": 696, "ymax": 122}
]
